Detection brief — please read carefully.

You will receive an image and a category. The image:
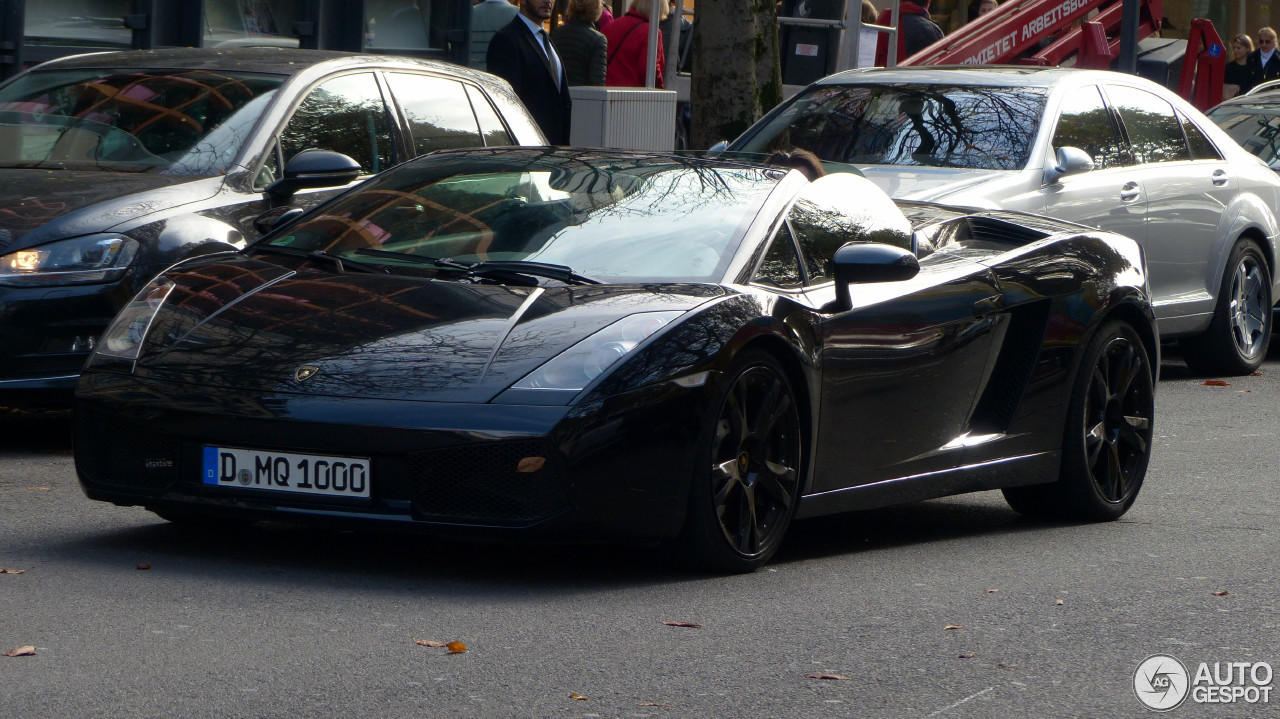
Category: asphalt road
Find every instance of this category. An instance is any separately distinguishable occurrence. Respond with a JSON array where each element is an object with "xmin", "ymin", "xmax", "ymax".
[{"xmin": 2, "ymin": 352, "xmax": 1277, "ymax": 718}]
